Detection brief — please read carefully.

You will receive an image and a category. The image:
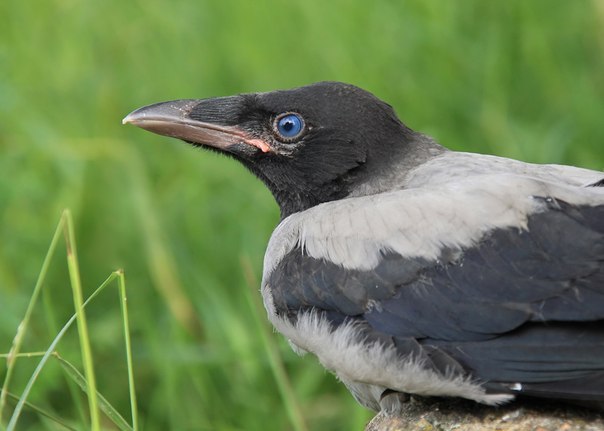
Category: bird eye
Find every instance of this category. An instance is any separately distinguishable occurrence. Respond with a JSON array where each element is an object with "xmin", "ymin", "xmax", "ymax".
[{"xmin": 274, "ymin": 113, "xmax": 305, "ymax": 141}]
